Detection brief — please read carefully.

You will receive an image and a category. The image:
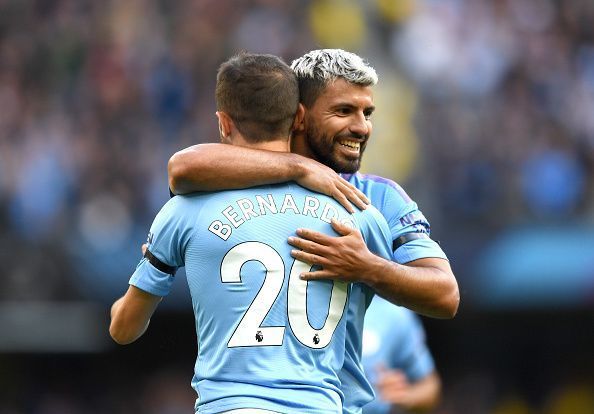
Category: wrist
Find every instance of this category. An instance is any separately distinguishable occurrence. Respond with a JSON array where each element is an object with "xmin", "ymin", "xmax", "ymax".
[{"xmin": 289, "ymin": 153, "xmax": 311, "ymax": 181}]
